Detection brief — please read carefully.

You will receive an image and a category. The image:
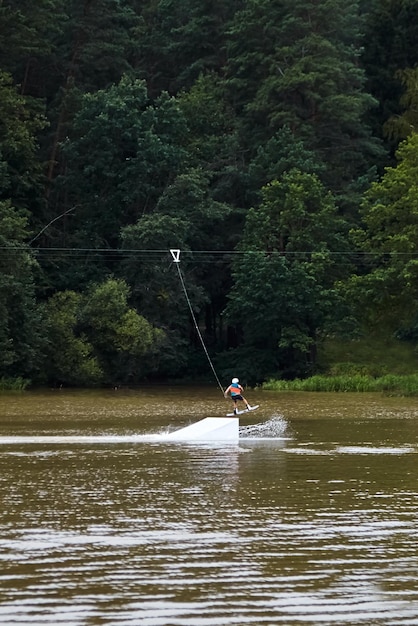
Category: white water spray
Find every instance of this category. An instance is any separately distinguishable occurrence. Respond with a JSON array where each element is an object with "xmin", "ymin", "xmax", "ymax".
[{"xmin": 239, "ymin": 415, "xmax": 289, "ymax": 438}]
